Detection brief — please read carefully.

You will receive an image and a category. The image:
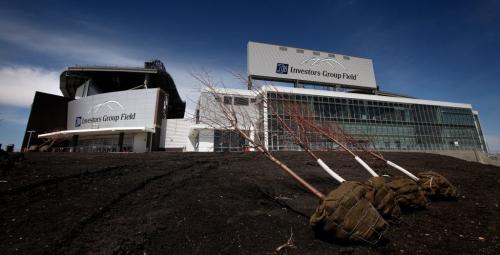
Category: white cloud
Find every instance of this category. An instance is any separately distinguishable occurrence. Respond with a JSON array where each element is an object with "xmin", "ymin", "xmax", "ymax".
[
  {"xmin": 0, "ymin": 17, "xmax": 249, "ymax": 113},
  {"xmin": 0, "ymin": 64, "xmax": 244, "ymax": 113},
  {"xmin": 0, "ymin": 66, "xmax": 61, "ymax": 107}
]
